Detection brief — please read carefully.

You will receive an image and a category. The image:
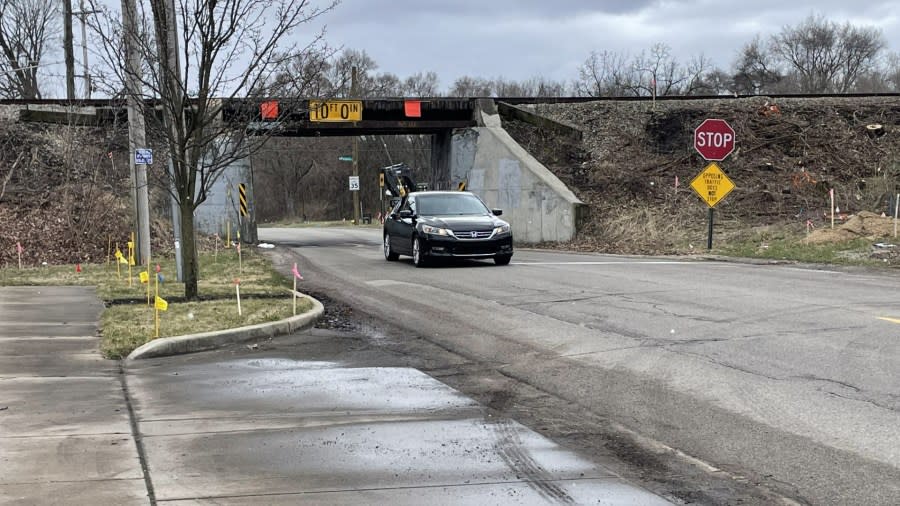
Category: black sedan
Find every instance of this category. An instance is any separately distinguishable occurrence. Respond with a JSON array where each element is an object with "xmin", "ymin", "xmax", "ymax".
[{"xmin": 383, "ymin": 191, "xmax": 513, "ymax": 267}]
